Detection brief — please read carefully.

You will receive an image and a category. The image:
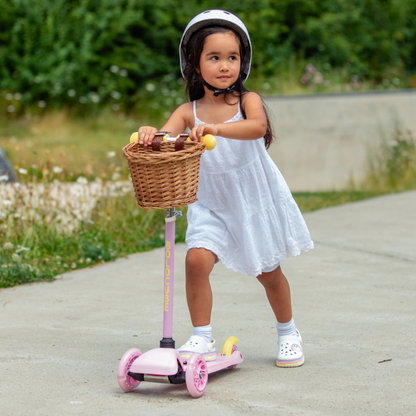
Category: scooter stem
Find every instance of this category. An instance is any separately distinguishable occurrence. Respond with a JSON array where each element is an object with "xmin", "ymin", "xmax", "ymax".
[{"xmin": 160, "ymin": 208, "xmax": 182, "ymax": 348}]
